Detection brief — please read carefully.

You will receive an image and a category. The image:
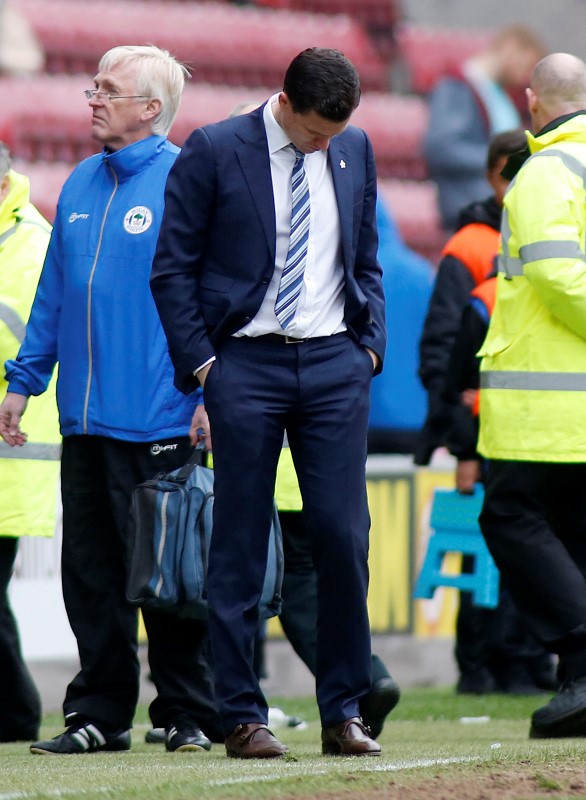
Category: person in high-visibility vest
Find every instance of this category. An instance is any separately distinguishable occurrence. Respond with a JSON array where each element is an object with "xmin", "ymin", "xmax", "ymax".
[
  {"xmin": 0, "ymin": 142, "xmax": 60, "ymax": 742},
  {"xmin": 444, "ymin": 272, "xmax": 557, "ymax": 697},
  {"xmin": 478, "ymin": 52, "xmax": 586, "ymax": 738}
]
